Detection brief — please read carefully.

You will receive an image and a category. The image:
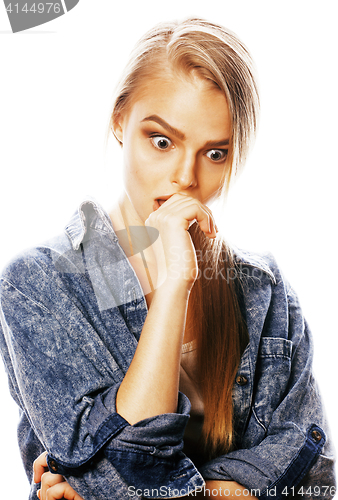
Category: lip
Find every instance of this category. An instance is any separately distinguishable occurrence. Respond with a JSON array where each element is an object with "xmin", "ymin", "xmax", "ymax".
[
  {"xmin": 153, "ymin": 194, "xmax": 174, "ymax": 211},
  {"xmin": 156, "ymin": 194, "xmax": 175, "ymax": 206},
  {"xmin": 156, "ymin": 194, "xmax": 174, "ymax": 202}
]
